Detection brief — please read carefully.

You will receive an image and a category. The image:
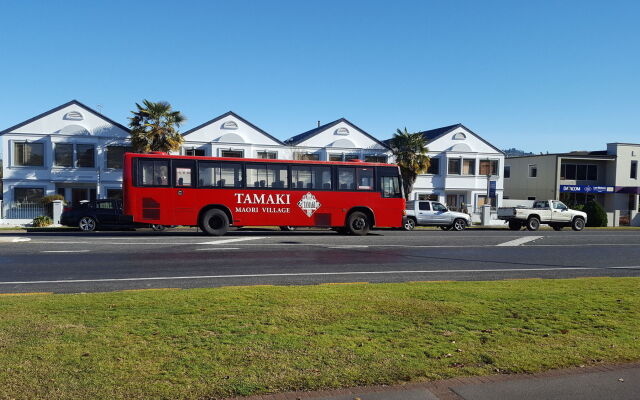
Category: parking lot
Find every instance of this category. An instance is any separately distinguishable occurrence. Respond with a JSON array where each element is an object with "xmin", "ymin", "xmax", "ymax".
[{"xmin": 1, "ymin": 228, "xmax": 639, "ymax": 293}]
